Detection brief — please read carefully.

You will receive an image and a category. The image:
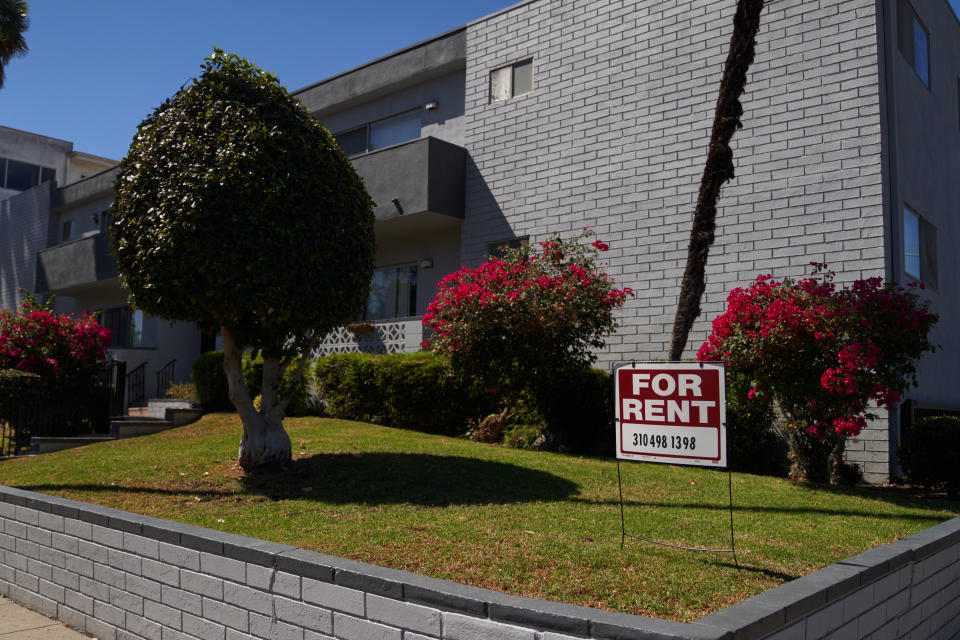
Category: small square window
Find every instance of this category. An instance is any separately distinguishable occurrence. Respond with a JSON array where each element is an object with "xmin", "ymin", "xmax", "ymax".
[
  {"xmin": 486, "ymin": 237, "xmax": 528, "ymax": 258},
  {"xmin": 898, "ymin": 0, "xmax": 930, "ymax": 88},
  {"xmin": 490, "ymin": 59, "xmax": 534, "ymax": 102},
  {"xmin": 903, "ymin": 205, "xmax": 937, "ymax": 288}
]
